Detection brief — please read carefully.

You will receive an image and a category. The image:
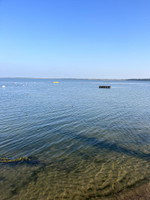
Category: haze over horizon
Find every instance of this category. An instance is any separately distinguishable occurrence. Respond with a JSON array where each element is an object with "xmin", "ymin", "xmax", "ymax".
[{"xmin": 0, "ymin": 0, "xmax": 150, "ymax": 79}]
